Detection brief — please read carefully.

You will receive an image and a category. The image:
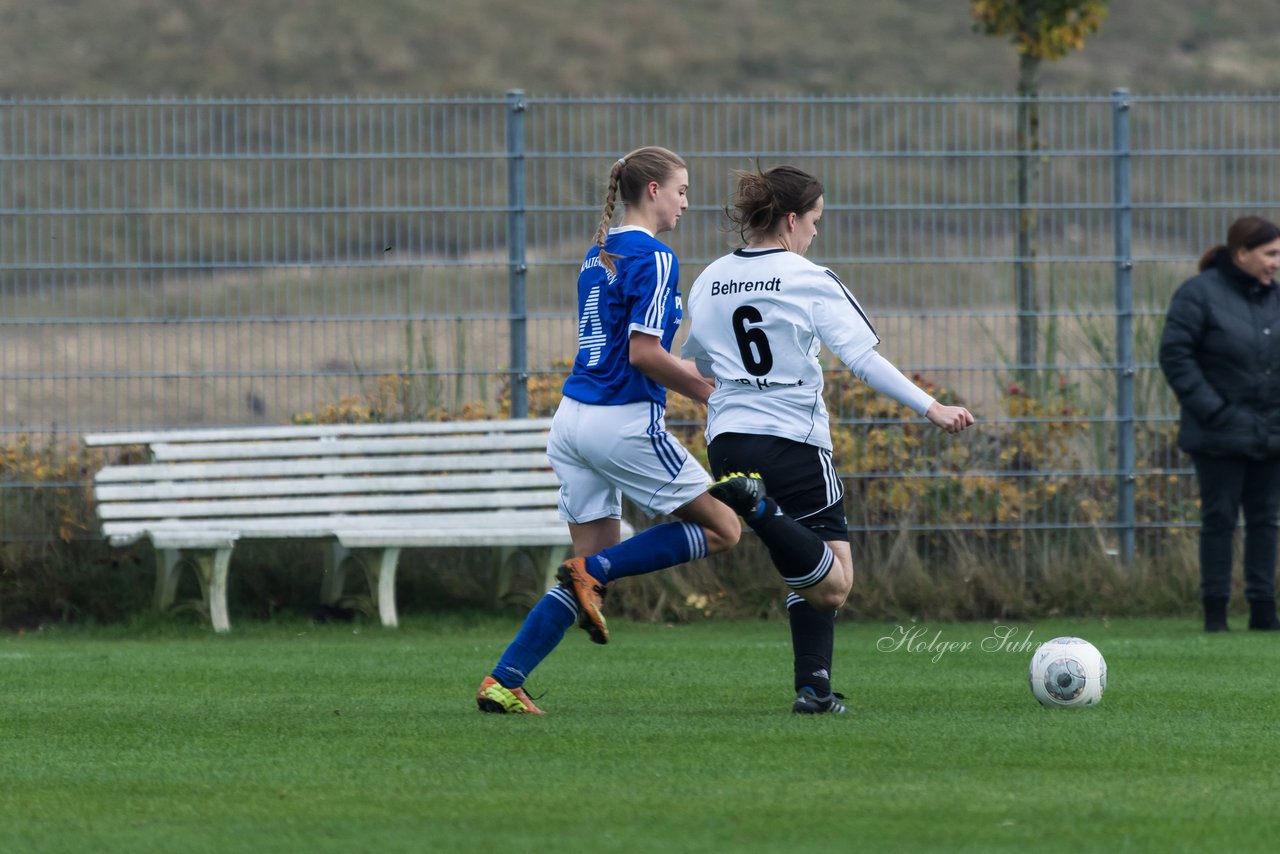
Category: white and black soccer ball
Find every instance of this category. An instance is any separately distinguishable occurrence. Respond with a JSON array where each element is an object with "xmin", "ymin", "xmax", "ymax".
[{"xmin": 1028, "ymin": 636, "xmax": 1107, "ymax": 708}]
